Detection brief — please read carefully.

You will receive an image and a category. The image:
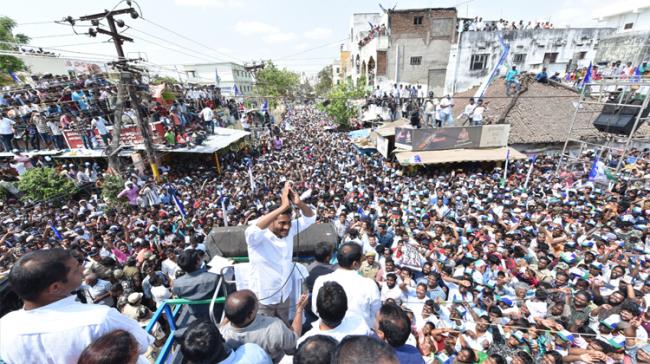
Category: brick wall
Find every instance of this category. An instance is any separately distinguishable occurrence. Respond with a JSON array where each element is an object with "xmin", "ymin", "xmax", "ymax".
[{"xmin": 390, "ymin": 8, "xmax": 456, "ymax": 36}]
